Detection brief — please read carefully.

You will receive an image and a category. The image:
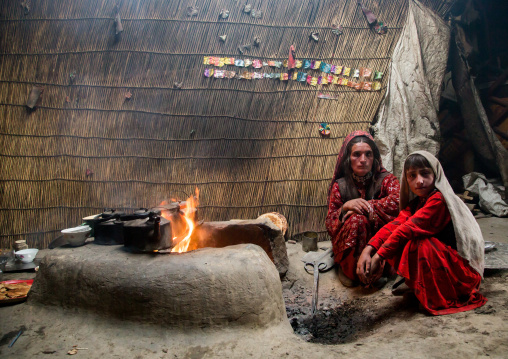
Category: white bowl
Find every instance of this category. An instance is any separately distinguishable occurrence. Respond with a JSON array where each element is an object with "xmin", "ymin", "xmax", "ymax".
[
  {"xmin": 15, "ymin": 248, "xmax": 39, "ymax": 263},
  {"xmin": 61, "ymin": 225, "xmax": 91, "ymax": 246}
]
